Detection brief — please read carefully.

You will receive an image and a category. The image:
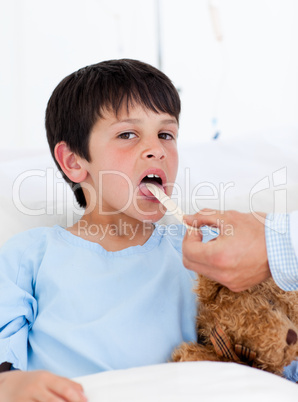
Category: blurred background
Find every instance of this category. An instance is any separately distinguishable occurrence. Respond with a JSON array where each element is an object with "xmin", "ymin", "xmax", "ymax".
[
  {"xmin": 0, "ymin": 0, "xmax": 297, "ymax": 244},
  {"xmin": 1, "ymin": 0, "xmax": 298, "ymax": 149}
]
